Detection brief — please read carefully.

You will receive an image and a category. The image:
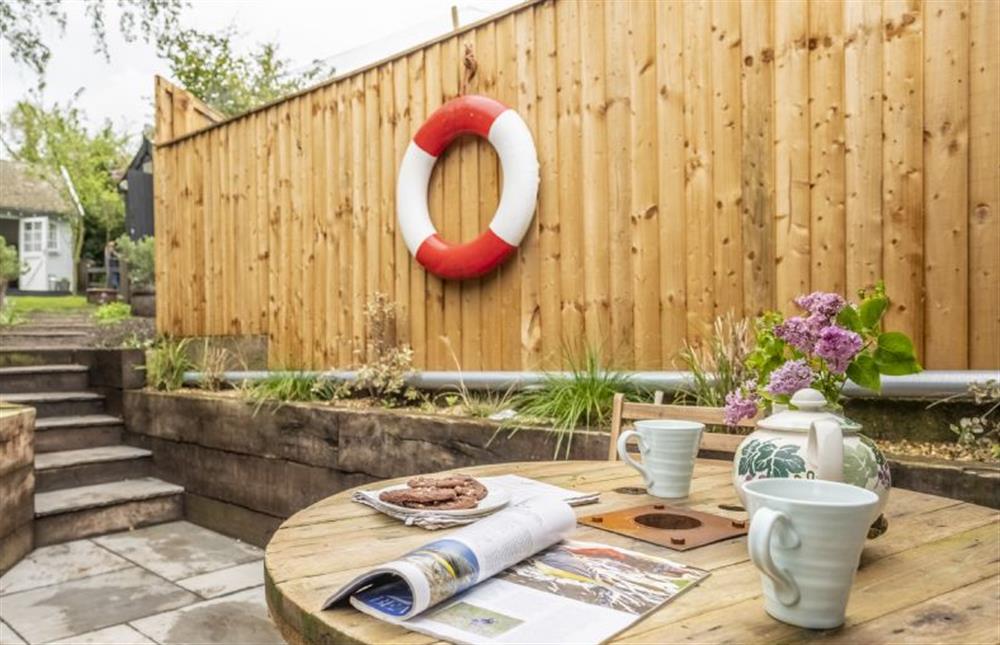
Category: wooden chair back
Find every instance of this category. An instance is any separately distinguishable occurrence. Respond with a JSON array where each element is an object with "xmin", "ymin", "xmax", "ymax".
[{"xmin": 608, "ymin": 392, "xmax": 761, "ymax": 461}]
